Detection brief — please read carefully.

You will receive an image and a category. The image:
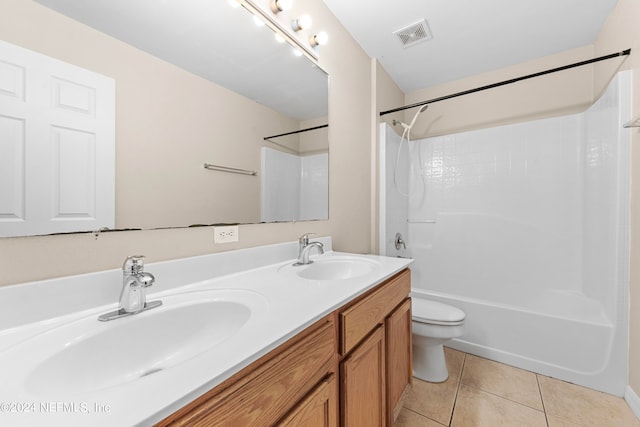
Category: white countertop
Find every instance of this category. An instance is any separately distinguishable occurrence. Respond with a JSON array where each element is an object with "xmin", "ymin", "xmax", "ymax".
[{"xmin": 0, "ymin": 238, "xmax": 412, "ymax": 426}]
